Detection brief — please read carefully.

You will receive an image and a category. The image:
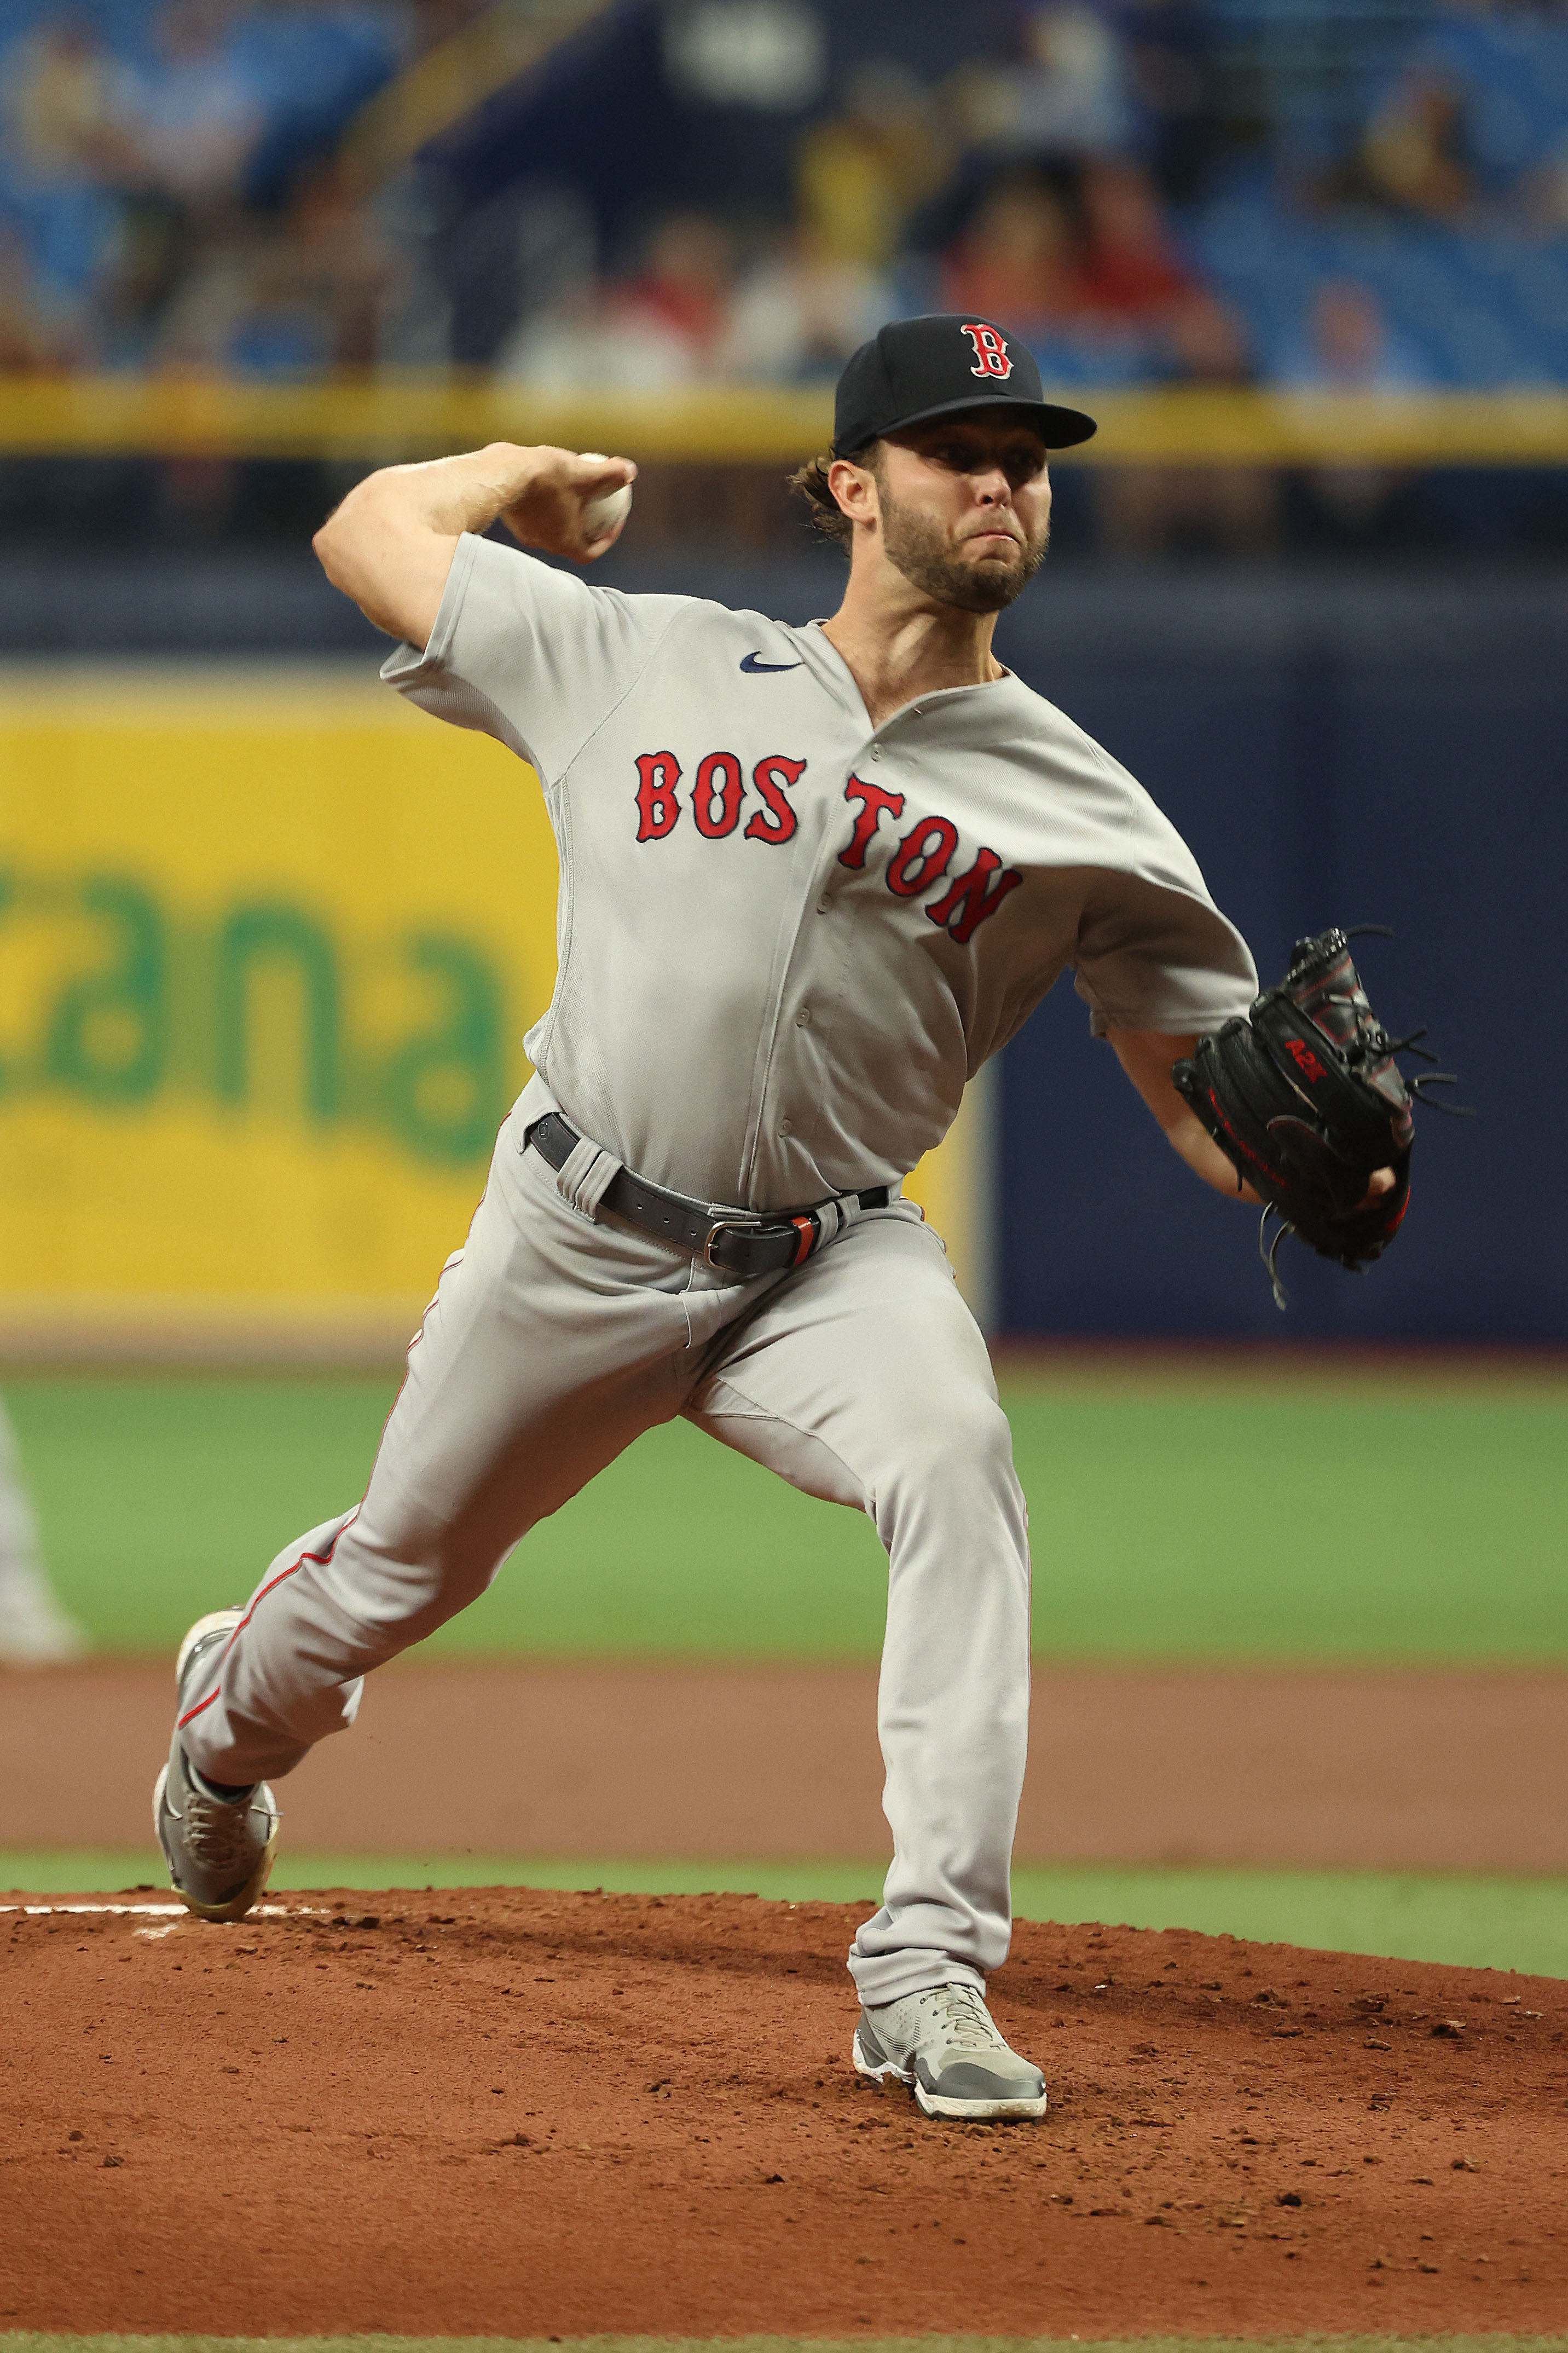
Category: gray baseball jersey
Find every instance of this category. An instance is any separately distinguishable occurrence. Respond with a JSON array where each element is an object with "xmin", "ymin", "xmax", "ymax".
[
  {"xmin": 178, "ymin": 535, "xmax": 1259, "ymax": 2012},
  {"xmin": 383, "ymin": 533, "xmax": 1258, "ymax": 1210}
]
